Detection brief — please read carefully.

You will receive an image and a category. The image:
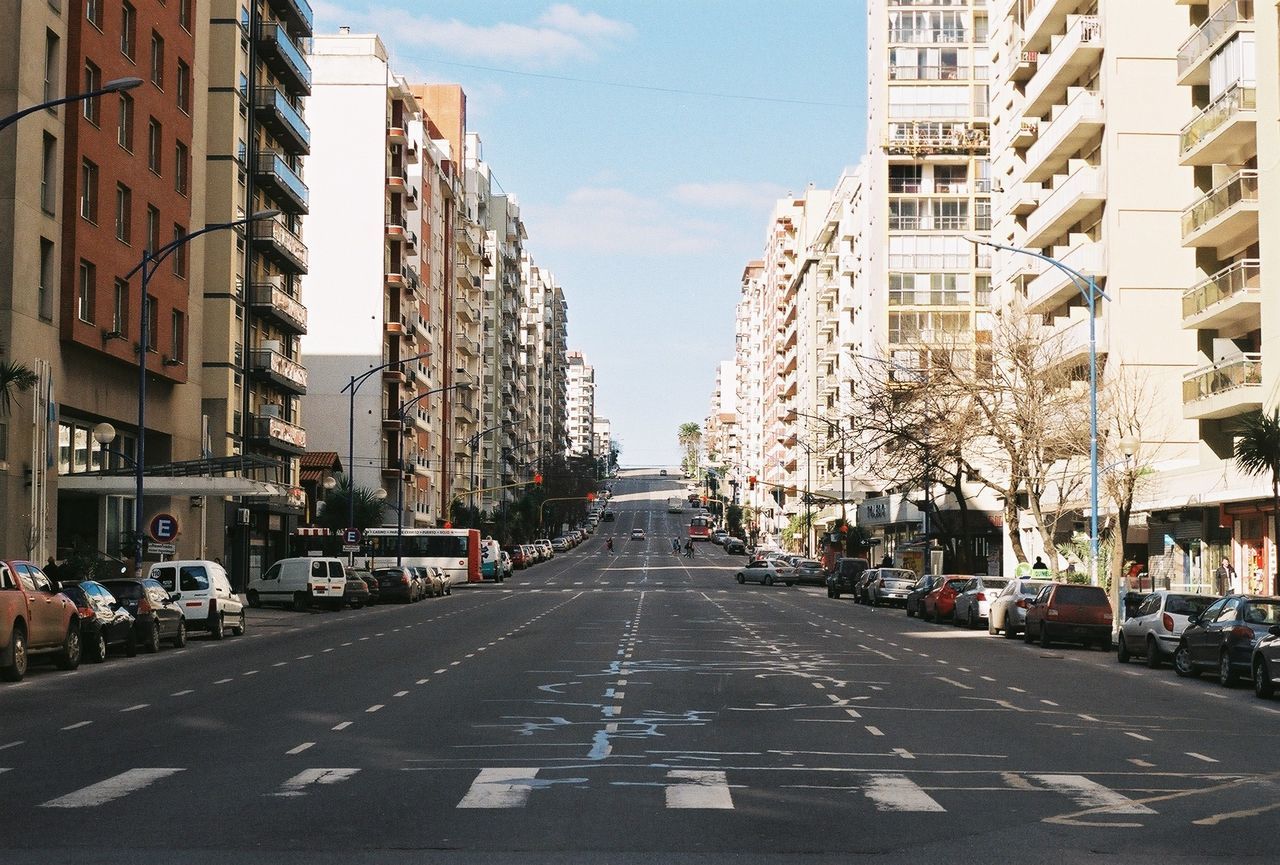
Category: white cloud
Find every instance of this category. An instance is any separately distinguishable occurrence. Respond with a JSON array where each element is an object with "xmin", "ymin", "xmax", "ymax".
[
  {"xmin": 671, "ymin": 181, "xmax": 792, "ymax": 213},
  {"xmin": 525, "ymin": 187, "xmax": 725, "ymax": 256},
  {"xmin": 536, "ymin": 4, "xmax": 635, "ymax": 39}
]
